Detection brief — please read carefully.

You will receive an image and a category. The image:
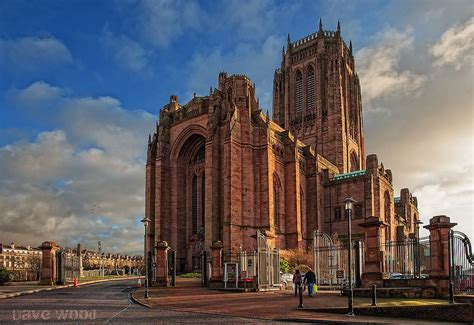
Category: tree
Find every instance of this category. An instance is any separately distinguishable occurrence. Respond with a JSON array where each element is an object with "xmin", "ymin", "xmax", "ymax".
[
  {"xmin": 0, "ymin": 267, "xmax": 12, "ymax": 285},
  {"xmin": 280, "ymin": 258, "xmax": 290, "ymax": 273},
  {"xmin": 280, "ymin": 249, "xmax": 313, "ymax": 272}
]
